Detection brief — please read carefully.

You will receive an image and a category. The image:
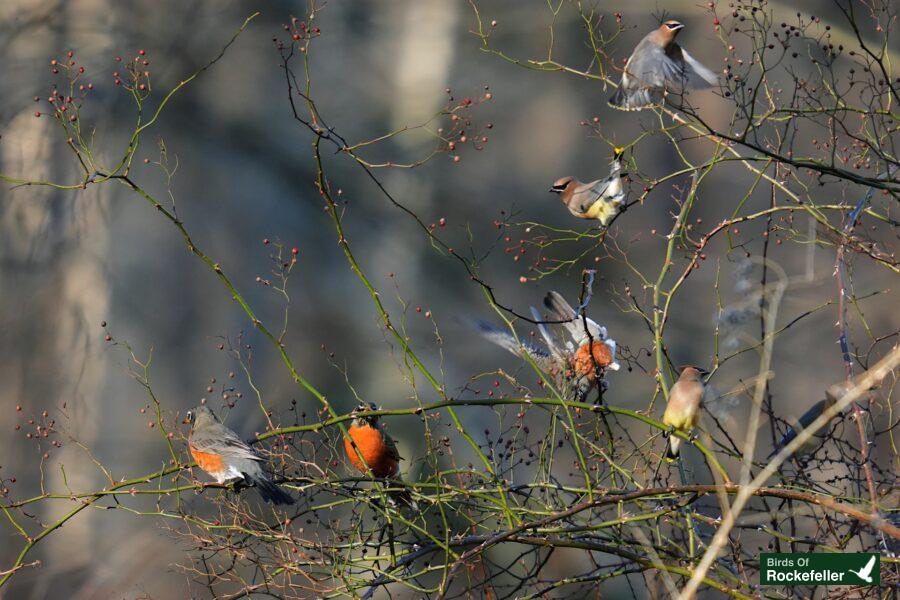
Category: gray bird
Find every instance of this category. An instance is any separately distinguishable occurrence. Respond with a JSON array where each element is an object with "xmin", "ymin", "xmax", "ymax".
[
  {"xmin": 185, "ymin": 405, "xmax": 294, "ymax": 505},
  {"xmin": 767, "ymin": 380, "xmax": 880, "ymax": 460},
  {"xmin": 550, "ymin": 149, "xmax": 627, "ymax": 226},
  {"xmin": 609, "ymin": 20, "xmax": 718, "ymax": 111}
]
